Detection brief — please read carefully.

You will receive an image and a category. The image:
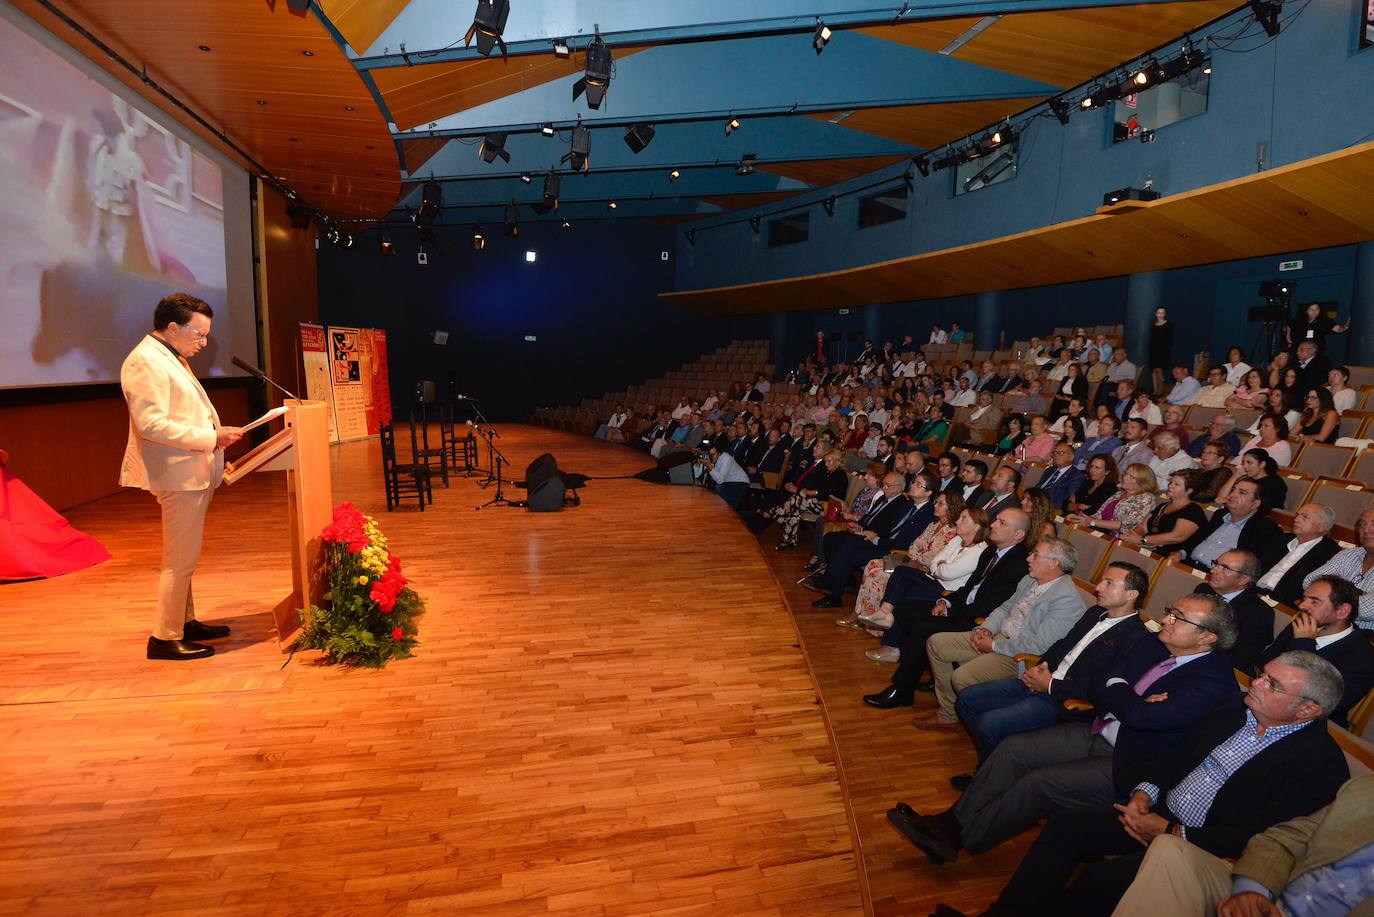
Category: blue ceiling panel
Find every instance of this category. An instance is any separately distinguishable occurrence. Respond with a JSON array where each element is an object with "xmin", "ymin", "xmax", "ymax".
[
  {"xmin": 406, "ymin": 117, "xmax": 914, "ymax": 180},
  {"xmin": 404, "ymin": 32, "xmax": 1055, "ymax": 137}
]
